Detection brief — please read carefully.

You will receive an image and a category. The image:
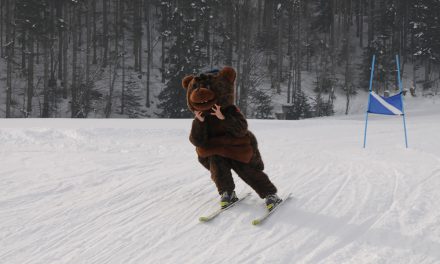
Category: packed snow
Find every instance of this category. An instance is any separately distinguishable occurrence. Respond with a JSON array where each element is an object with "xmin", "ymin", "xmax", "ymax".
[{"xmin": 1, "ymin": 97, "xmax": 440, "ymax": 264}]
